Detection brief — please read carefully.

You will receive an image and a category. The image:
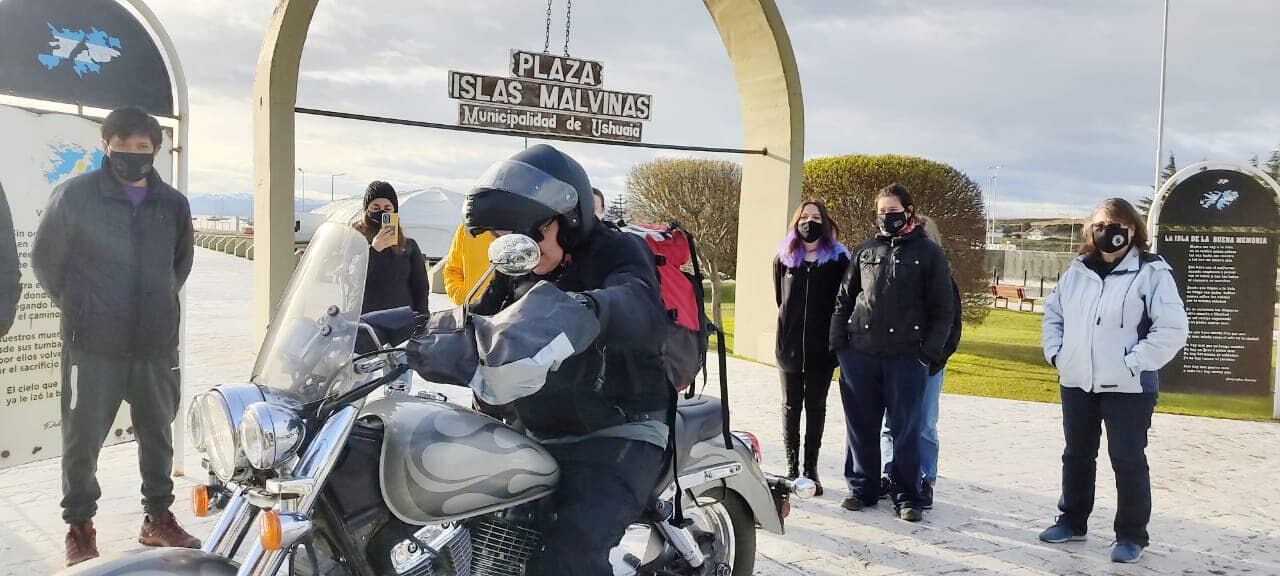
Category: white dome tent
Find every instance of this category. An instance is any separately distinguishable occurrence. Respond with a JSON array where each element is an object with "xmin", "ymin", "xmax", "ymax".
[{"xmin": 296, "ymin": 187, "xmax": 465, "ymax": 260}]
